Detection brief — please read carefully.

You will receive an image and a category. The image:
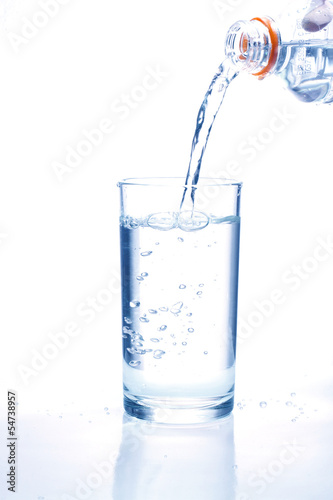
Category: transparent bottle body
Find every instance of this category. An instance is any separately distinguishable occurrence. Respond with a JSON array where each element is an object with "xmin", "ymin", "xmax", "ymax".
[
  {"xmin": 276, "ymin": 0, "xmax": 333, "ymax": 103},
  {"xmin": 225, "ymin": 0, "xmax": 333, "ymax": 103}
]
